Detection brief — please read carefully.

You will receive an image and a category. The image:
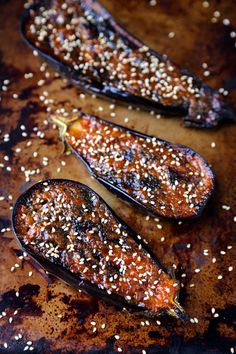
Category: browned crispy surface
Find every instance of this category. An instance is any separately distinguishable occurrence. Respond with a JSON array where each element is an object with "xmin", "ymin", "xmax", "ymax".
[
  {"xmin": 22, "ymin": 0, "xmax": 232, "ymax": 127},
  {"xmin": 63, "ymin": 112, "xmax": 214, "ymax": 219},
  {"xmin": 0, "ymin": 0, "xmax": 236, "ymax": 353},
  {"xmin": 13, "ymin": 180, "xmax": 180, "ymax": 316}
]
